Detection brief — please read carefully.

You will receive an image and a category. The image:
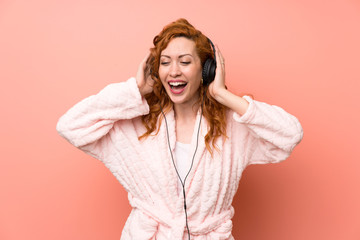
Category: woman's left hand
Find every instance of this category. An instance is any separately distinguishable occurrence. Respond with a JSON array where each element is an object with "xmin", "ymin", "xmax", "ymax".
[
  {"xmin": 208, "ymin": 44, "xmax": 250, "ymax": 115},
  {"xmin": 208, "ymin": 45, "xmax": 227, "ymax": 100}
]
